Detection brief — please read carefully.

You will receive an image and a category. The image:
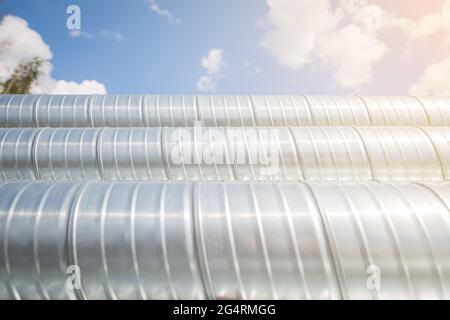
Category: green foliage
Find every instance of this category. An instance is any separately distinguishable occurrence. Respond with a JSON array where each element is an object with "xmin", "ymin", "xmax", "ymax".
[{"xmin": 0, "ymin": 57, "xmax": 43, "ymax": 94}]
